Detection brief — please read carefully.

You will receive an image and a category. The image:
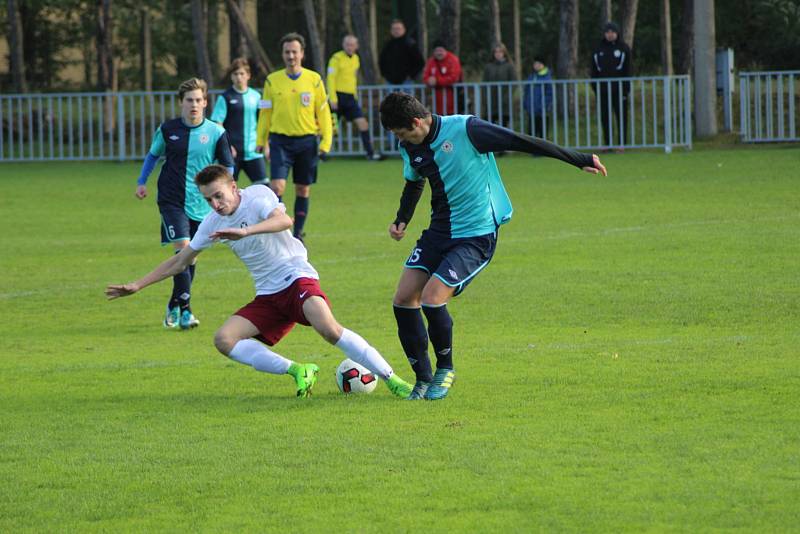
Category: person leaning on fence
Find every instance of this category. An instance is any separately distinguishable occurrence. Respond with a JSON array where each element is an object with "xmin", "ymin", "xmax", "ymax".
[
  {"xmin": 211, "ymin": 57, "xmax": 269, "ymax": 186},
  {"xmin": 134, "ymin": 77, "xmax": 234, "ymax": 331},
  {"xmin": 379, "ymin": 19, "xmax": 425, "ymax": 87},
  {"xmin": 482, "ymin": 42, "xmax": 517, "ymax": 129},
  {"xmin": 327, "ymin": 35, "xmax": 385, "ymax": 161},
  {"xmin": 522, "ymin": 58, "xmax": 554, "ymax": 139},
  {"xmin": 590, "ymin": 22, "xmax": 632, "ymax": 150},
  {"xmin": 424, "ymin": 40, "xmax": 463, "ymax": 116}
]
